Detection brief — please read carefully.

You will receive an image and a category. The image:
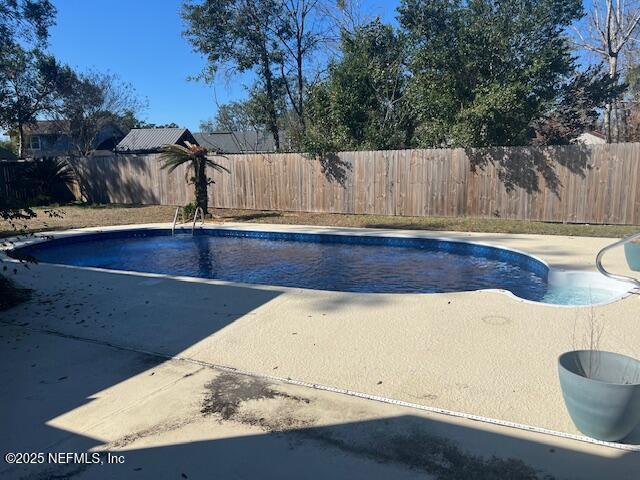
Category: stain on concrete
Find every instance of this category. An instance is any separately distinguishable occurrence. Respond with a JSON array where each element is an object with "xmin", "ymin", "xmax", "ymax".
[
  {"xmin": 298, "ymin": 425, "xmax": 553, "ymax": 480},
  {"xmin": 109, "ymin": 417, "xmax": 196, "ymax": 450},
  {"xmin": 200, "ymin": 373, "xmax": 549, "ymax": 478},
  {"xmin": 201, "ymin": 372, "xmax": 311, "ymax": 430}
]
